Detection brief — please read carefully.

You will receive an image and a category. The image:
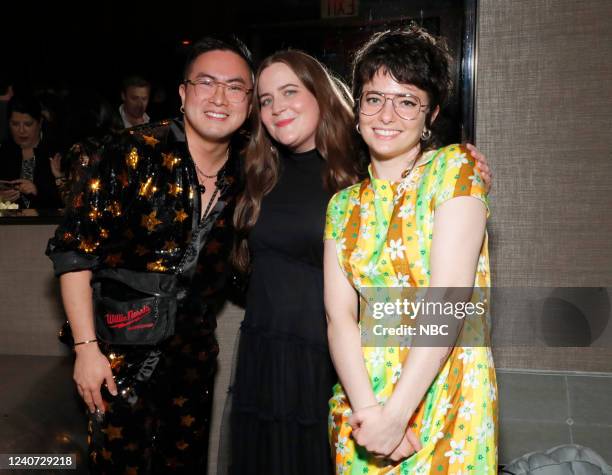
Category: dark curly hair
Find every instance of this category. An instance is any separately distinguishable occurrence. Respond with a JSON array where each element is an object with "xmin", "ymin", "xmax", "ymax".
[{"xmin": 351, "ymin": 25, "xmax": 453, "ymax": 147}]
